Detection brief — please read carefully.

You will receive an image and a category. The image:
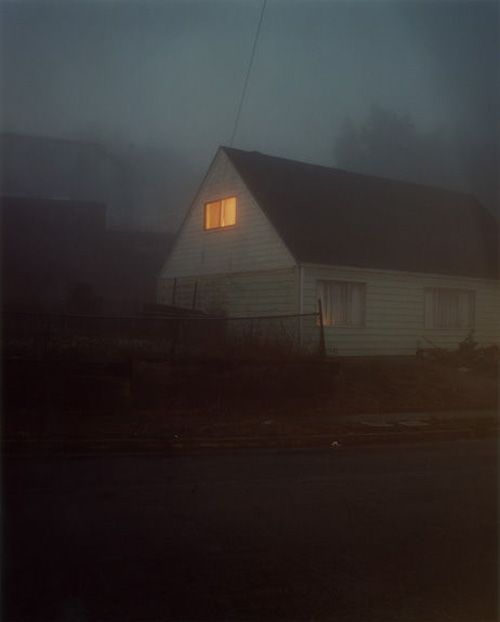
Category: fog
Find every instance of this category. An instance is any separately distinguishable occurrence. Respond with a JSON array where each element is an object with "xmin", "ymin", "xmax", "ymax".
[{"xmin": 1, "ymin": 0, "xmax": 498, "ymax": 230}]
